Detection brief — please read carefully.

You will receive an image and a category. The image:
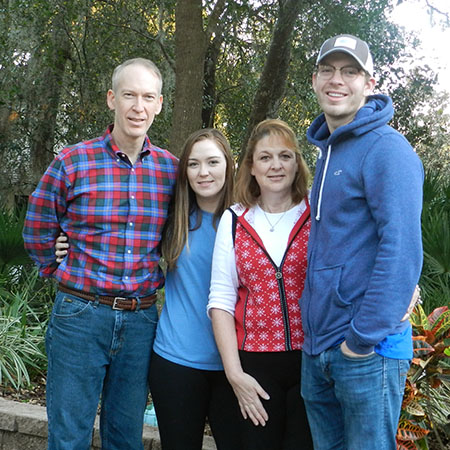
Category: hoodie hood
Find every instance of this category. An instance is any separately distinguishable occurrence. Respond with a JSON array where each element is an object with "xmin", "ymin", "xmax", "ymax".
[
  {"xmin": 307, "ymin": 94, "xmax": 394, "ymax": 149},
  {"xmin": 307, "ymin": 94, "xmax": 394, "ymax": 222}
]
